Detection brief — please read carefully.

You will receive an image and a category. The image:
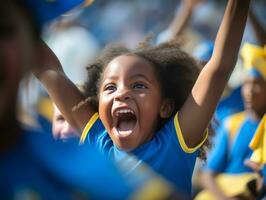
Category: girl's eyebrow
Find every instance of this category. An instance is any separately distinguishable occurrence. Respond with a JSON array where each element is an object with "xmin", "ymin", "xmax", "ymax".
[
  {"xmin": 129, "ymin": 74, "xmax": 152, "ymax": 84},
  {"xmin": 103, "ymin": 74, "xmax": 153, "ymax": 84}
]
